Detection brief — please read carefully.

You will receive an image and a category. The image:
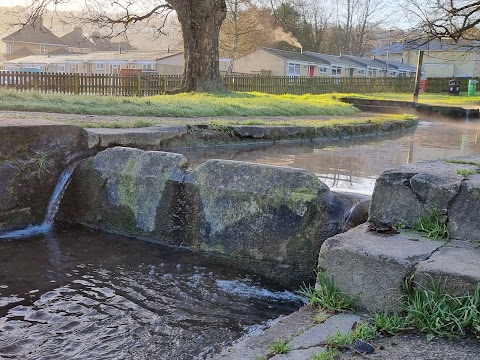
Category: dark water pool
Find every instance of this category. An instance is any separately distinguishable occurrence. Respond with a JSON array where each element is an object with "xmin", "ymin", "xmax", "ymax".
[{"xmin": 0, "ymin": 227, "xmax": 300, "ymax": 359}]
